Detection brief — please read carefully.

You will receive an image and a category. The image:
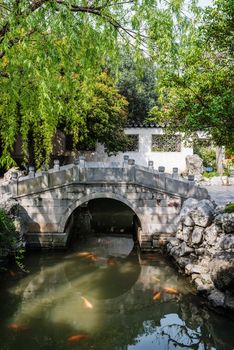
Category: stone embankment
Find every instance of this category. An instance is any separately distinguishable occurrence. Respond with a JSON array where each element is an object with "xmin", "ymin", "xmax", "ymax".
[{"xmin": 167, "ymin": 198, "xmax": 234, "ymax": 311}]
